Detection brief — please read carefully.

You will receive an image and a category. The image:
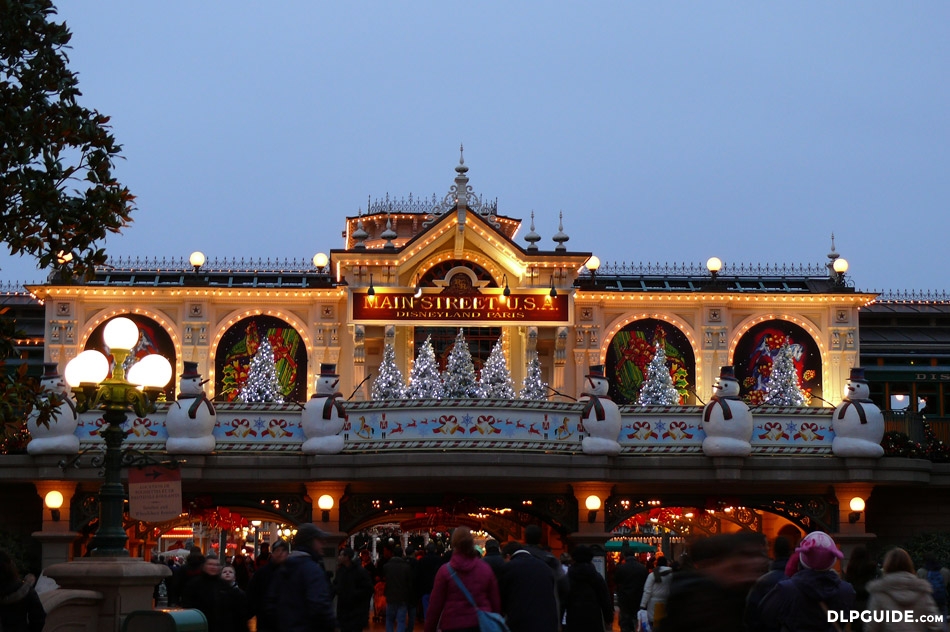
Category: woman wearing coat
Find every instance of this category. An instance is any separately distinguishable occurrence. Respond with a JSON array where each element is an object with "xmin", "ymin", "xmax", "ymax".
[
  {"xmin": 425, "ymin": 526, "xmax": 500, "ymax": 632},
  {"xmin": 866, "ymin": 548, "xmax": 943, "ymax": 632},
  {"xmin": 639, "ymin": 555, "xmax": 673, "ymax": 626}
]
